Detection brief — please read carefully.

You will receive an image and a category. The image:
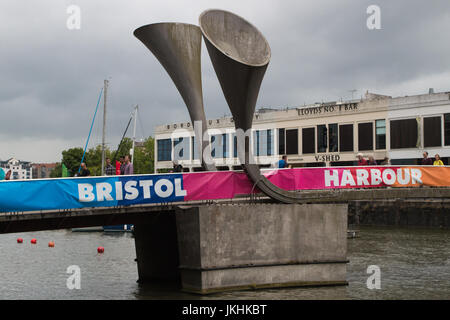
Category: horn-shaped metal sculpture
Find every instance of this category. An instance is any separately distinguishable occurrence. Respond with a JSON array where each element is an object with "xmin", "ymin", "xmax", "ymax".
[
  {"xmin": 134, "ymin": 23, "xmax": 215, "ymax": 171},
  {"xmin": 199, "ymin": 9, "xmax": 303, "ymax": 203}
]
